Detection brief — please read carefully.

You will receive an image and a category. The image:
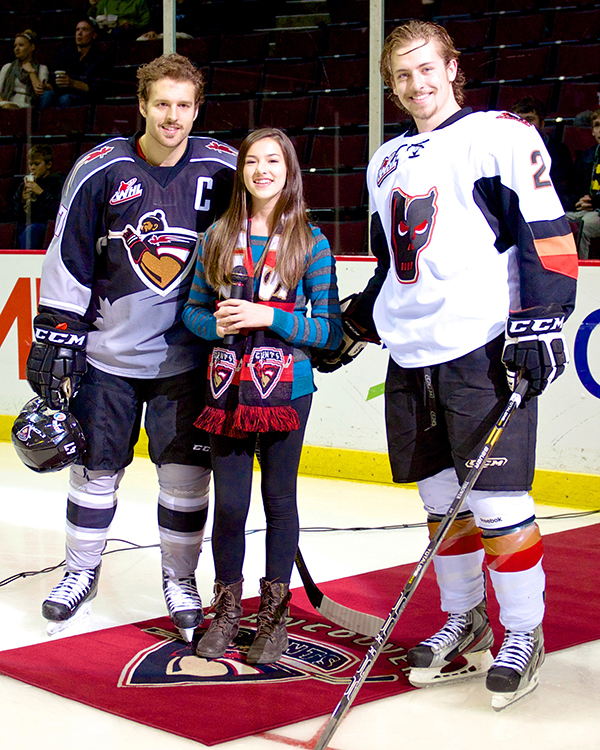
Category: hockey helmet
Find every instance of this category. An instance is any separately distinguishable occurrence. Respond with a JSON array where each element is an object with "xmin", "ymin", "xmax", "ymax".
[{"xmin": 11, "ymin": 397, "xmax": 86, "ymax": 473}]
